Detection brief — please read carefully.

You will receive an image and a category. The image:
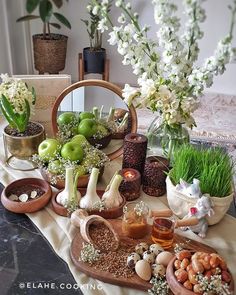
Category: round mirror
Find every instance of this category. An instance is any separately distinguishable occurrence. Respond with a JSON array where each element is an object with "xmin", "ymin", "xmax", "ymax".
[{"xmin": 51, "ymin": 80, "xmax": 137, "ymax": 160}]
